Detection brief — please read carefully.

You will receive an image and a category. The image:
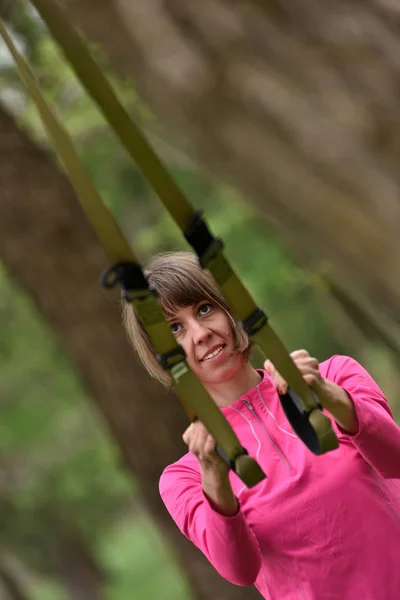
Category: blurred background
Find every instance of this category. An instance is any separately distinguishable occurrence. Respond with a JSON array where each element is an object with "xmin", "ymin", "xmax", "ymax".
[{"xmin": 0, "ymin": 1, "xmax": 399, "ymax": 599}]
